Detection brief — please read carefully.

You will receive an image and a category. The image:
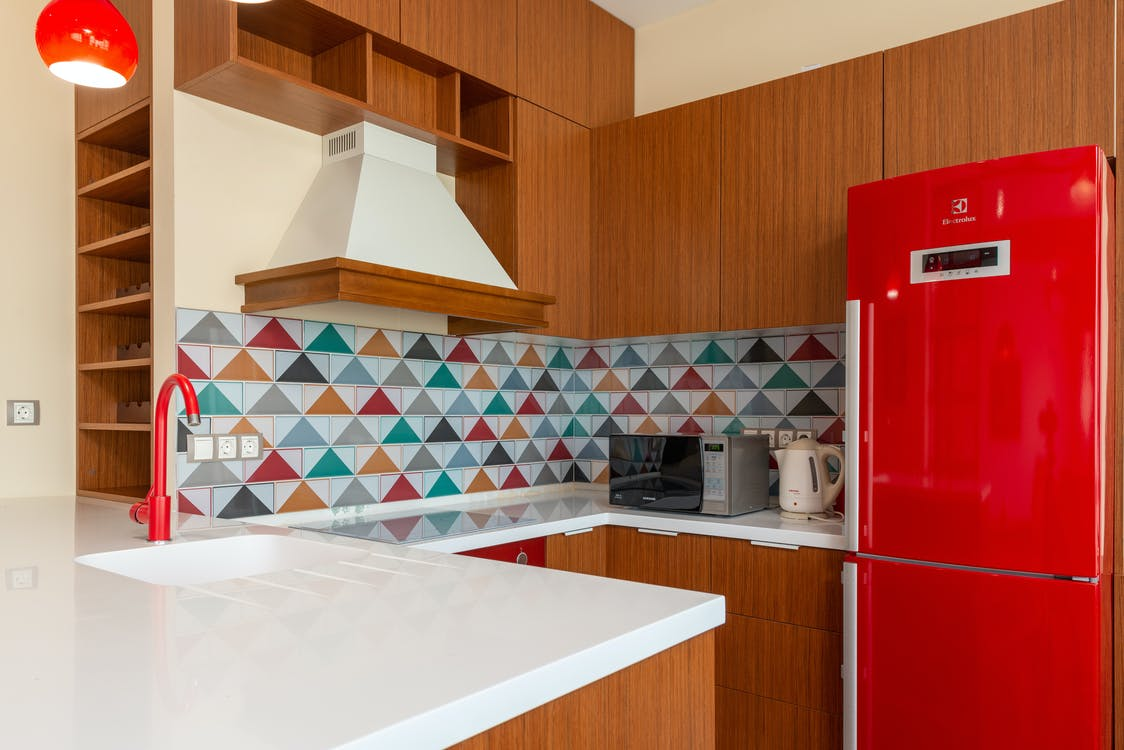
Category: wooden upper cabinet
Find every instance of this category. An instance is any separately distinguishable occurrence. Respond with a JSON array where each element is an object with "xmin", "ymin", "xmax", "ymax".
[
  {"xmin": 76, "ymin": 0, "xmax": 152, "ymax": 131},
  {"xmin": 517, "ymin": 0, "xmax": 591, "ymax": 126},
  {"xmin": 884, "ymin": 0, "xmax": 1113, "ymax": 177},
  {"xmin": 593, "ymin": 98, "xmax": 722, "ymax": 338},
  {"xmin": 401, "ymin": 0, "xmax": 516, "ymax": 91},
  {"xmin": 306, "ymin": 0, "xmax": 400, "ymax": 38},
  {"xmin": 720, "ymin": 54, "xmax": 881, "ymax": 330},
  {"xmin": 588, "ymin": 4, "xmax": 634, "ymax": 127}
]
